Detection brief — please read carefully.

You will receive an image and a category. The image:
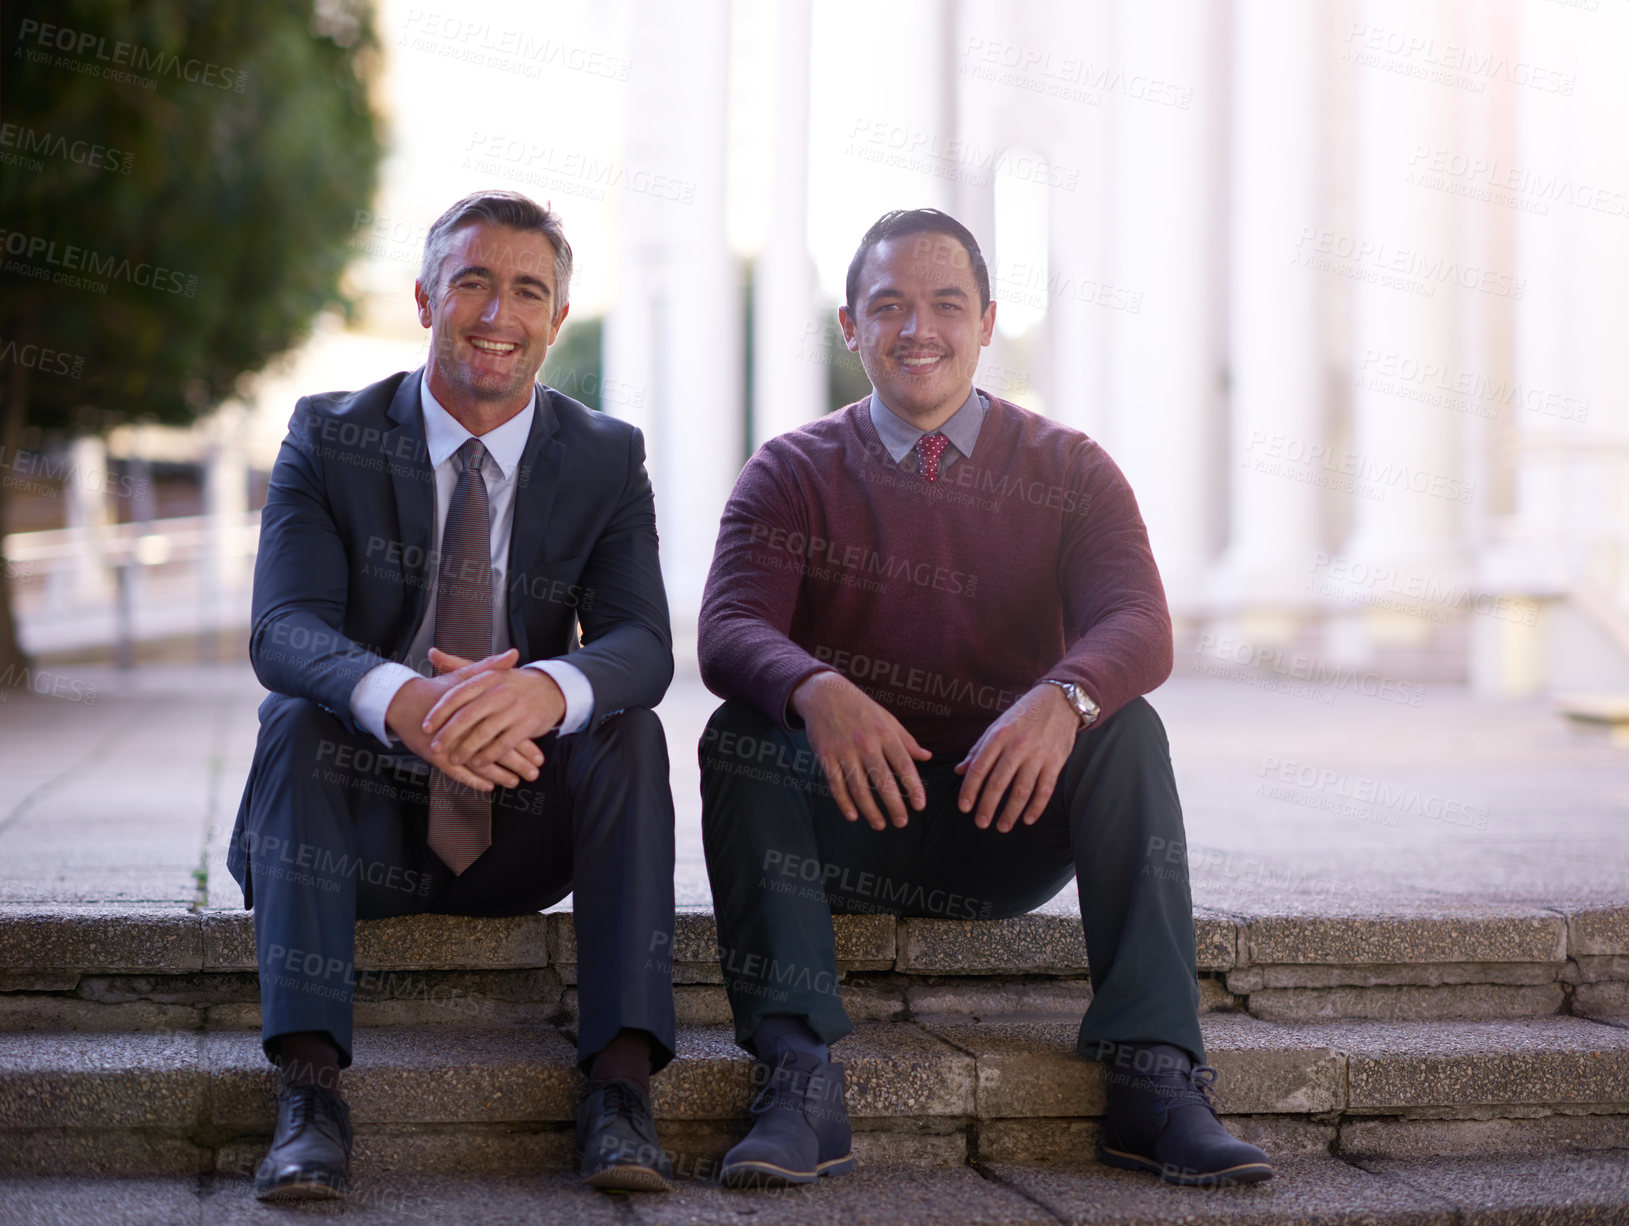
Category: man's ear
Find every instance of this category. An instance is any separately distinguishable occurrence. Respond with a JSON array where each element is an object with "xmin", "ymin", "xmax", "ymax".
[
  {"xmin": 837, "ymin": 306, "xmax": 859, "ymax": 353},
  {"xmin": 414, "ymin": 280, "xmax": 433, "ymax": 328}
]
